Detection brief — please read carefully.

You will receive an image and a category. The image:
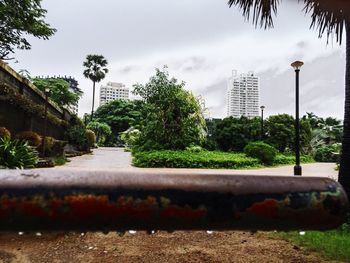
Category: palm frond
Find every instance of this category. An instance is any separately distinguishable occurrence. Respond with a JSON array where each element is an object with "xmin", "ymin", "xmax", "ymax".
[
  {"xmin": 228, "ymin": 0, "xmax": 280, "ymax": 29},
  {"xmin": 302, "ymin": 0, "xmax": 349, "ymax": 44}
]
